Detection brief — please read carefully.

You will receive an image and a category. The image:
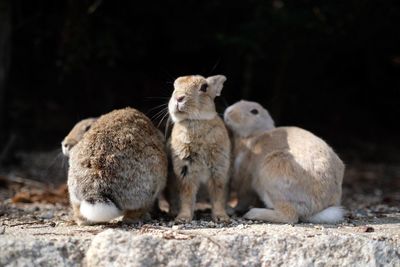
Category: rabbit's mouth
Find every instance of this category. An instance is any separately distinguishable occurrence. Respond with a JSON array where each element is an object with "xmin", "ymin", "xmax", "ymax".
[
  {"xmin": 176, "ymin": 103, "xmax": 186, "ymax": 113},
  {"xmin": 168, "ymin": 98, "xmax": 190, "ymax": 122}
]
